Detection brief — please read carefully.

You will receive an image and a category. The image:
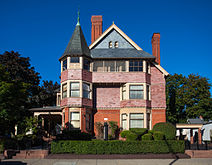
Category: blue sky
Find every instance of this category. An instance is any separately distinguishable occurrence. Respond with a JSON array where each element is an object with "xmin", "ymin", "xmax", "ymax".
[{"xmin": 0, "ymin": 0, "xmax": 212, "ymax": 89}]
